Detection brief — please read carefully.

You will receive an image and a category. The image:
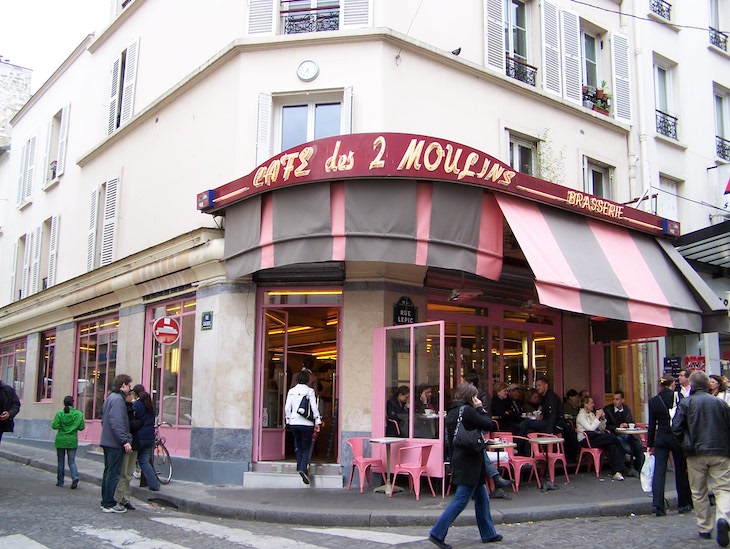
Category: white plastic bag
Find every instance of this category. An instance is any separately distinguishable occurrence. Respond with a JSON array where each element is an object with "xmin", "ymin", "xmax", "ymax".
[{"xmin": 640, "ymin": 451, "xmax": 654, "ymax": 493}]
